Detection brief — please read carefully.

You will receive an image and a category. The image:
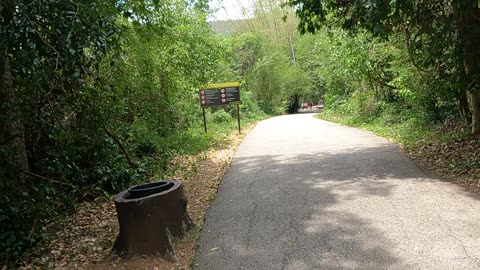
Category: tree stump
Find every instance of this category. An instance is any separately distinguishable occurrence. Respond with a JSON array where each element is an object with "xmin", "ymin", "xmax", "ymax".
[{"xmin": 112, "ymin": 180, "xmax": 193, "ymax": 261}]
